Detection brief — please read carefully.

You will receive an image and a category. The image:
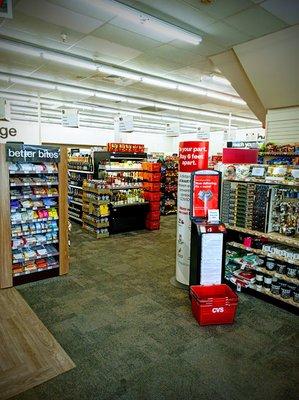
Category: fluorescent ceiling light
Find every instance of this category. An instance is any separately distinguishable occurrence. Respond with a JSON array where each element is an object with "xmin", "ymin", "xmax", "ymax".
[
  {"xmin": 126, "ymin": 98, "xmax": 155, "ymax": 106},
  {"xmin": 178, "ymin": 84, "xmax": 207, "ymax": 96},
  {"xmin": 99, "ymin": 65, "xmax": 140, "ymax": 81},
  {"xmin": 0, "ymin": 39, "xmax": 249, "ymax": 104},
  {"xmin": 211, "ymin": 75, "xmax": 231, "ymax": 86},
  {"xmin": 231, "ymin": 97, "xmax": 247, "ymax": 105},
  {"xmin": 6, "ymin": 75, "xmax": 56, "ymax": 90},
  {"xmin": 56, "ymin": 85, "xmax": 94, "ymax": 97},
  {"xmin": 94, "ymin": 92, "xmax": 124, "ymax": 102},
  {"xmin": 207, "ymin": 92, "xmax": 232, "ymax": 102},
  {"xmin": 141, "ymin": 77, "xmax": 177, "ymax": 89},
  {"xmin": 98, "ymin": 0, "xmax": 202, "ymax": 45}
]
